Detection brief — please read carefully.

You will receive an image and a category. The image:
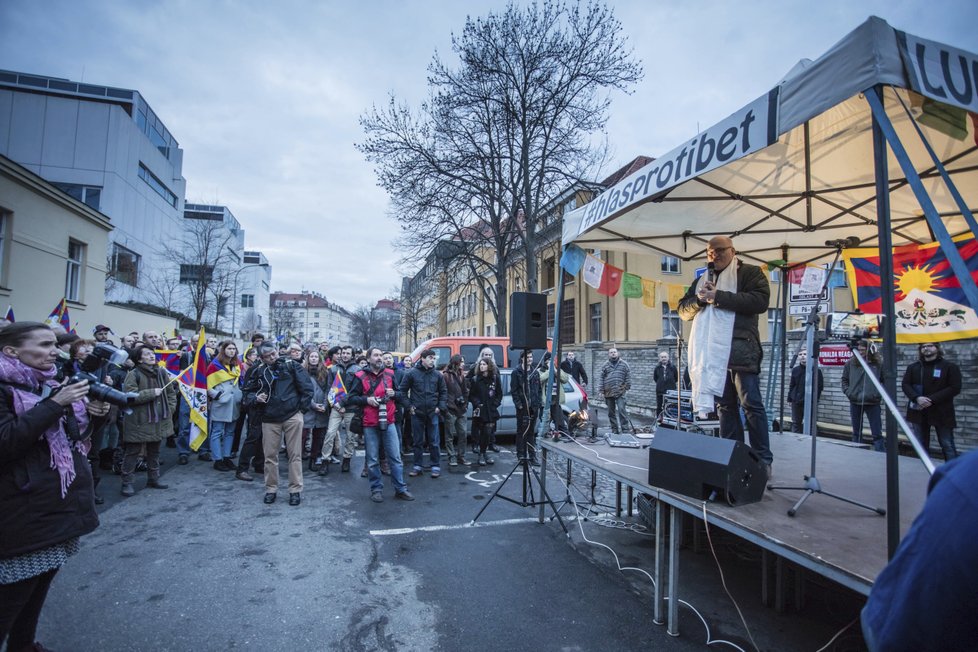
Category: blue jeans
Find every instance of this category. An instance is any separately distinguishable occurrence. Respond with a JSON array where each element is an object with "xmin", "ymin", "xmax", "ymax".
[
  {"xmin": 850, "ymin": 403, "xmax": 884, "ymax": 451},
  {"xmin": 176, "ymin": 399, "xmax": 192, "ymax": 455},
  {"xmin": 411, "ymin": 412, "xmax": 441, "ymax": 469},
  {"xmin": 606, "ymin": 395, "xmax": 632, "ymax": 433},
  {"xmin": 912, "ymin": 421, "xmax": 958, "ymax": 461},
  {"xmin": 718, "ymin": 370, "xmax": 772, "ymax": 465},
  {"xmin": 365, "ymin": 425, "xmax": 407, "ymax": 494},
  {"xmin": 210, "ymin": 420, "xmax": 234, "ymax": 459}
]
